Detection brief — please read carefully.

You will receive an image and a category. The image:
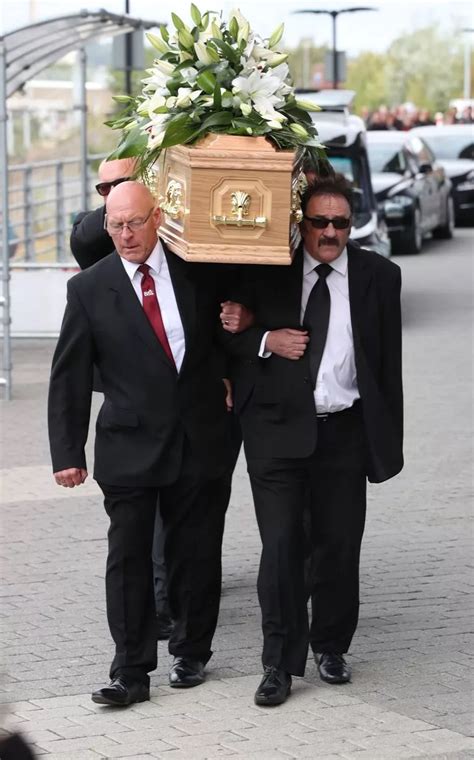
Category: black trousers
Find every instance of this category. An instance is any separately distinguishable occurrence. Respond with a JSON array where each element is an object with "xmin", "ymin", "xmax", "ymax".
[
  {"xmin": 99, "ymin": 455, "xmax": 227, "ymax": 684},
  {"xmin": 247, "ymin": 402, "xmax": 367, "ymax": 677}
]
